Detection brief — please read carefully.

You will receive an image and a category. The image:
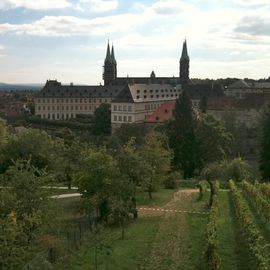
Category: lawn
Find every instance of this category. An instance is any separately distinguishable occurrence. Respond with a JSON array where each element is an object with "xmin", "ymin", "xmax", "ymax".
[
  {"xmin": 136, "ymin": 187, "xmax": 175, "ymax": 207},
  {"xmin": 57, "ymin": 187, "xmax": 176, "ymax": 270},
  {"xmin": 58, "ymin": 187, "xmax": 215, "ymax": 270}
]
